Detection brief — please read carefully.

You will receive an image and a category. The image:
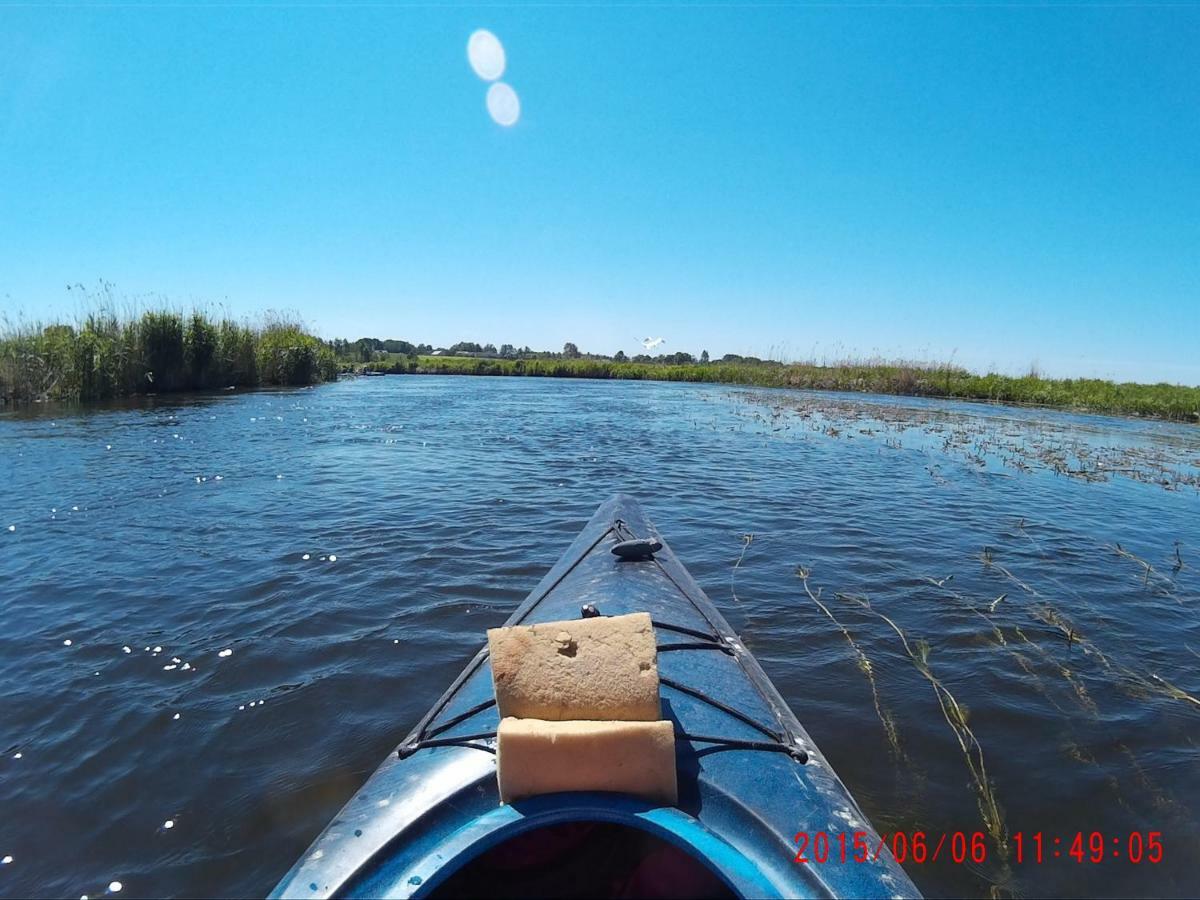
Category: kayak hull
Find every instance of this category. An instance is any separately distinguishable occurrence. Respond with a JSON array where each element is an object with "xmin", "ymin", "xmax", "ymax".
[{"xmin": 271, "ymin": 495, "xmax": 919, "ymax": 899}]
